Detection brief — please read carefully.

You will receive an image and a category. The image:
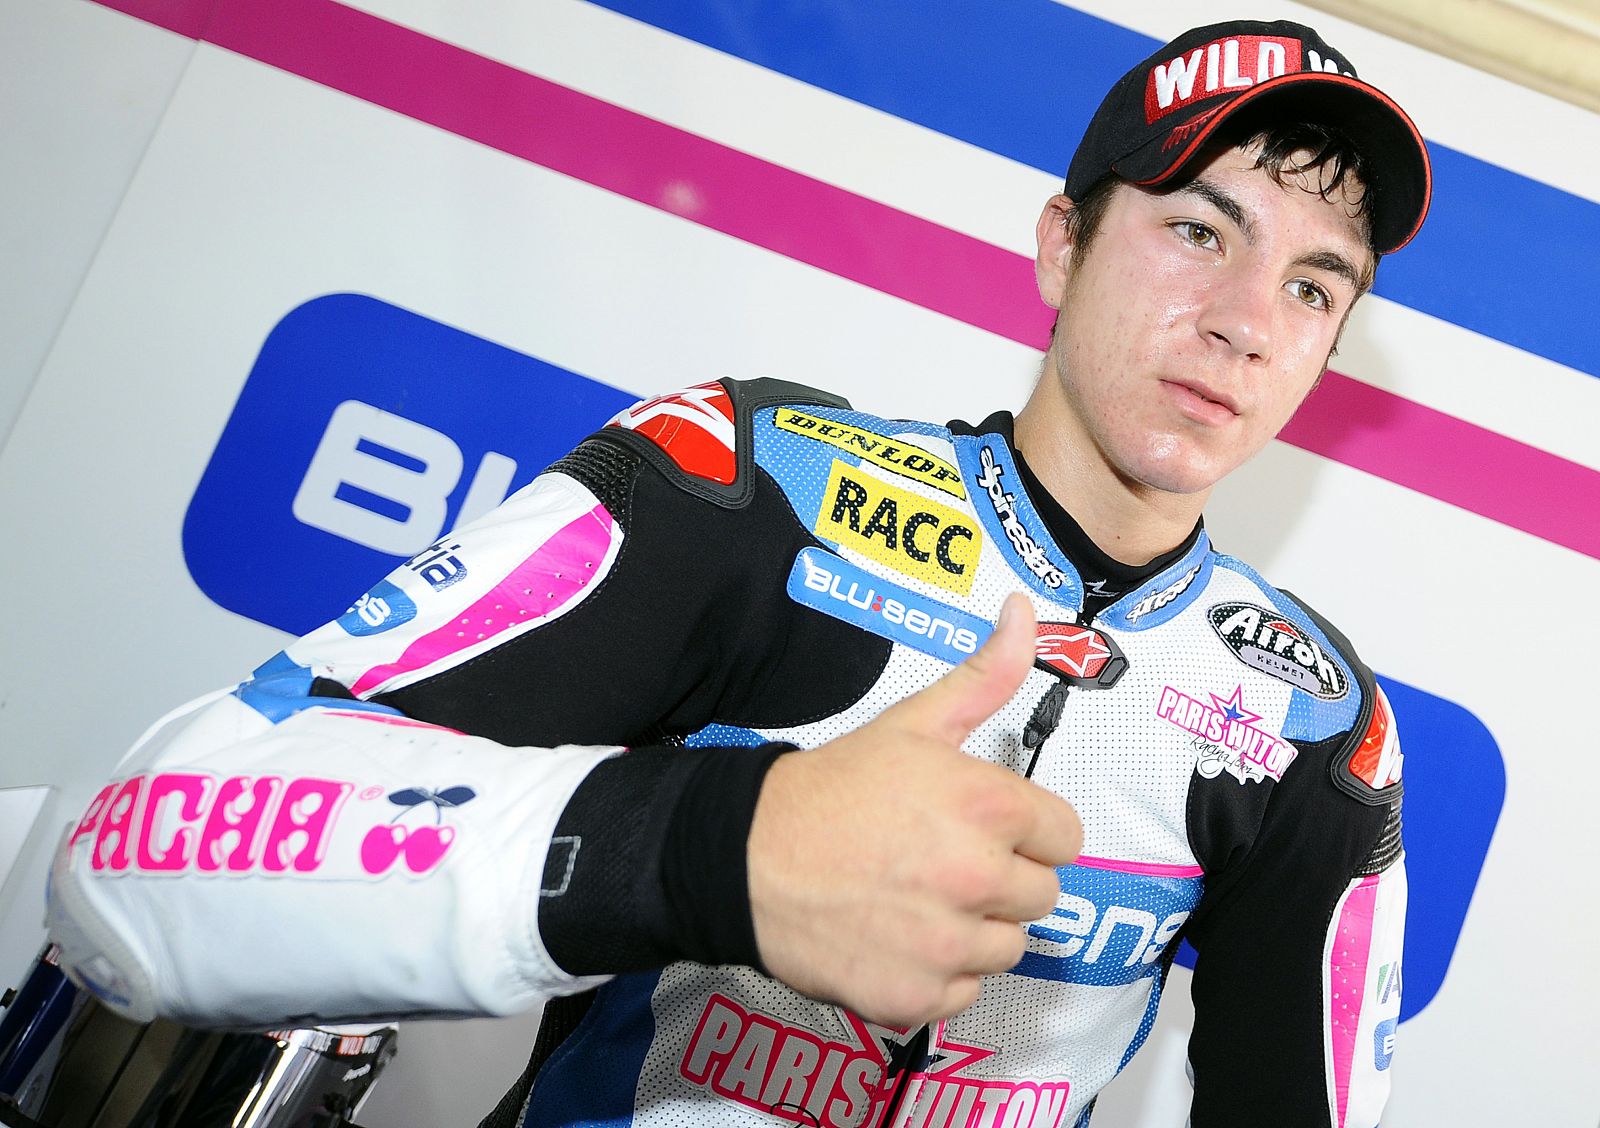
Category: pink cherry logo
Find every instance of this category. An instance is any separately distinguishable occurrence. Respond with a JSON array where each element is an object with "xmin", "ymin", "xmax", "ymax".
[
  {"xmin": 402, "ymin": 825, "xmax": 456, "ymax": 873},
  {"xmin": 360, "ymin": 824, "xmax": 407, "ymax": 875},
  {"xmin": 360, "ymin": 785, "xmax": 475, "ymax": 876}
]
